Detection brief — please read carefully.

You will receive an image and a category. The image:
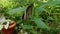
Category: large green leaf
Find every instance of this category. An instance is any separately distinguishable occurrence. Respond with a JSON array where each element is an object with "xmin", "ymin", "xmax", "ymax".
[
  {"xmin": 7, "ymin": 7, "xmax": 26, "ymax": 16},
  {"xmin": 34, "ymin": 18, "xmax": 49, "ymax": 29}
]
